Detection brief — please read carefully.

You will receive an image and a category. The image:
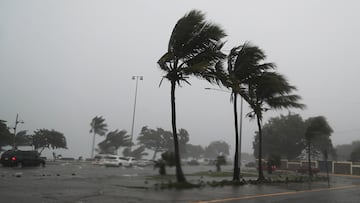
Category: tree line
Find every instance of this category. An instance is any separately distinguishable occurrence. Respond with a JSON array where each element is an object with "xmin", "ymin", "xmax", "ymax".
[
  {"xmin": 0, "ymin": 120, "xmax": 67, "ymax": 154},
  {"xmin": 252, "ymin": 113, "xmax": 335, "ymax": 176},
  {"xmin": 89, "ymin": 116, "xmax": 230, "ymax": 160},
  {"xmin": 253, "ymin": 113, "xmax": 335, "ymax": 161},
  {"xmin": 336, "ymin": 141, "xmax": 360, "ymax": 162}
]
